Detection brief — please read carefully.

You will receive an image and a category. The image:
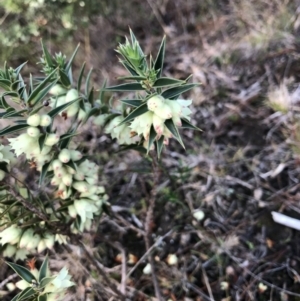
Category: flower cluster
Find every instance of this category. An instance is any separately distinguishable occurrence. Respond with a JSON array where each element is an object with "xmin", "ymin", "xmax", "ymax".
[
  {"xmin": 105, "ymin": 95, "xmax": 192, "ymax": 147},
  {"xmin": 7, "ymin": 257, "xmax": 74, "ymax": 301},
  {"xmin": 0, "ymin": 225, "xmax": 68, "ymax": 260},
  {"xmin": 8, "ymin": 113, "xmax": 54, "ymax": 171}
]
